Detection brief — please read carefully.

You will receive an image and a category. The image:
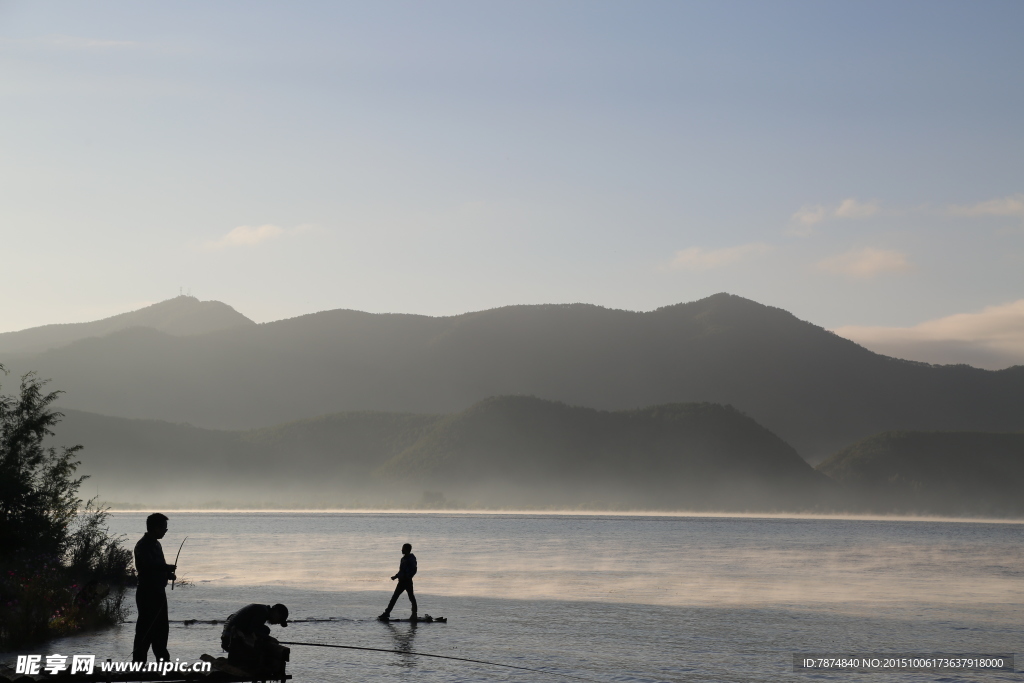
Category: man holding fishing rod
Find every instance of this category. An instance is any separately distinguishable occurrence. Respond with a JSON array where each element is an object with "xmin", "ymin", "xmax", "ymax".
[{"xmin": 132, "ymin": 513, "xmax": 178, "ymax": 663}]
